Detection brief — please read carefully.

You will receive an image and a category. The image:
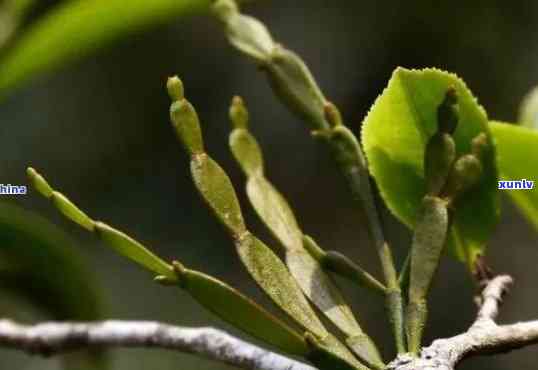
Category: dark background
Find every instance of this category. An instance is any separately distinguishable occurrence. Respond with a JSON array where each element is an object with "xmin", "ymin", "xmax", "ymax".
[{"xmin": 0, "ymin": 1, "xmax": 537, "ymax": 369}]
